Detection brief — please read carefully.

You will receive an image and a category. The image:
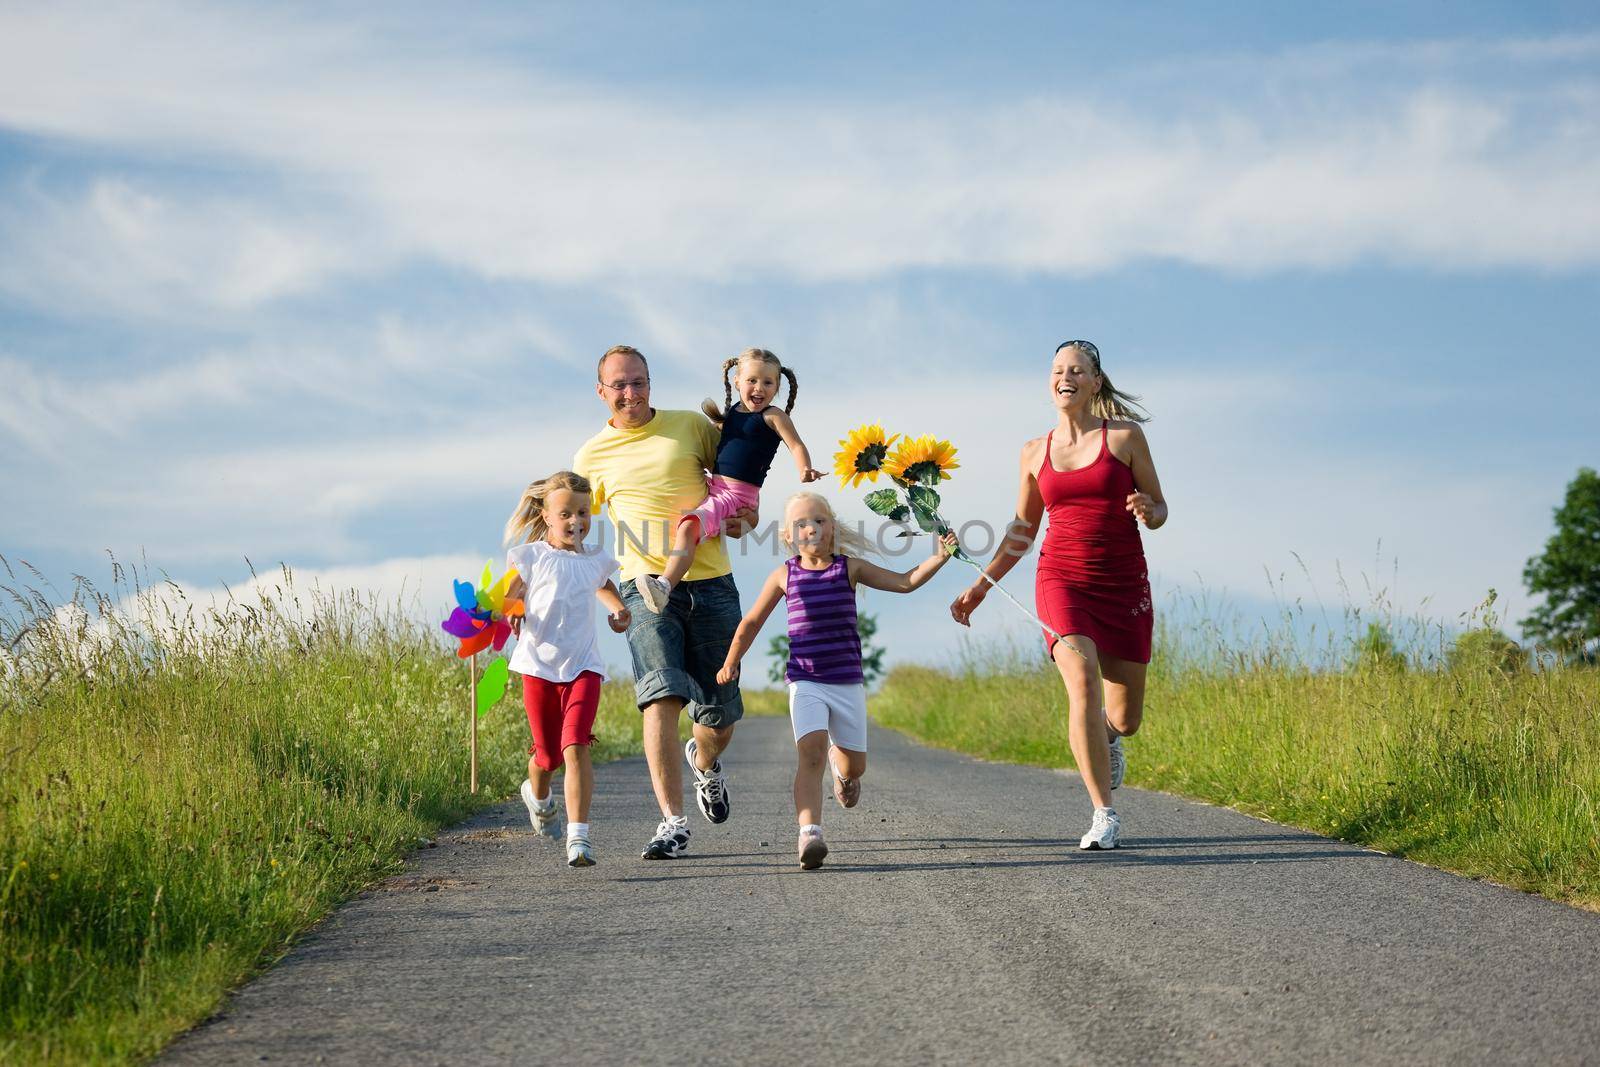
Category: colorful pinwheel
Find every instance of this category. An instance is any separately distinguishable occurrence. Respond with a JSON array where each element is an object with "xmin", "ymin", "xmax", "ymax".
[{"xmin": 439, "ymin": 561, "xmax": 523, "ymax": 659}]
